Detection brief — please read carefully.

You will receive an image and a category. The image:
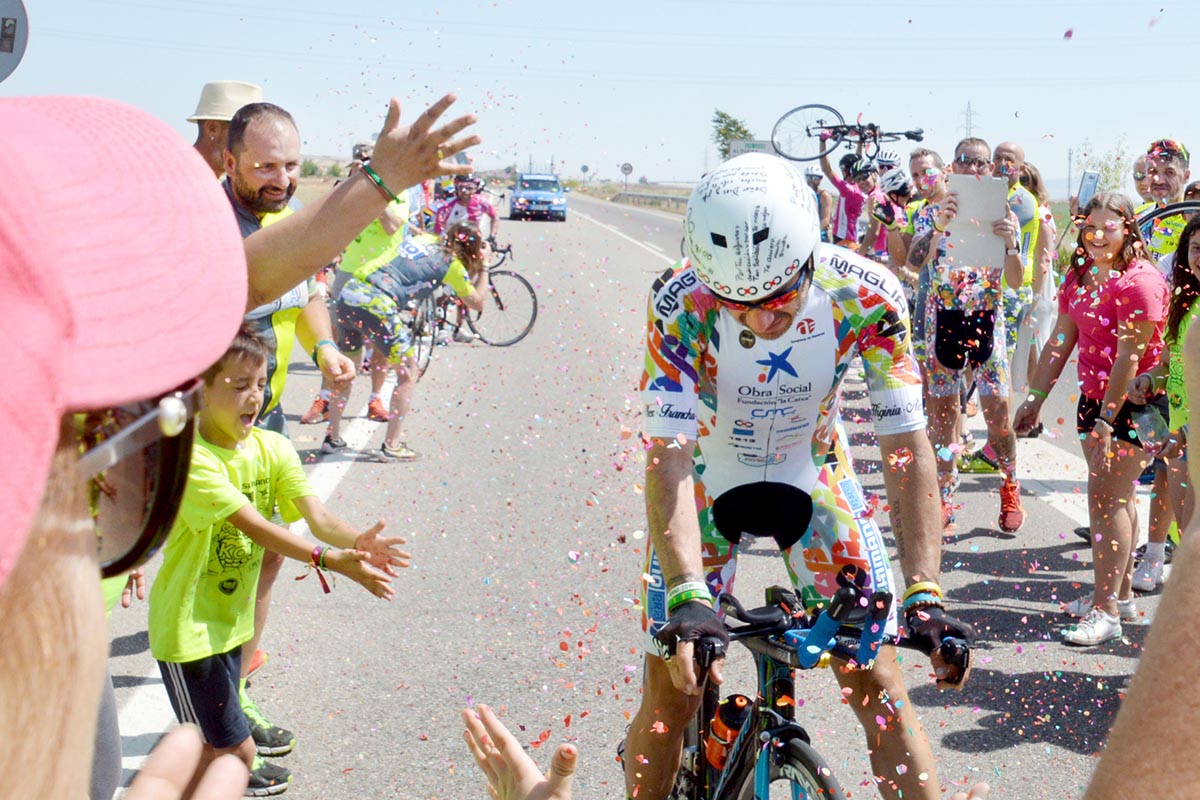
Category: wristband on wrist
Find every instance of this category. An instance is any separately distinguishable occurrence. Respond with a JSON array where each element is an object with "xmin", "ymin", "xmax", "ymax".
[
  {"xmin": 1028, "ymin": 388, "xmax": 1048, "ymax": 399},
  {"xmin": 902, "ymin": 591, "xmax": 944, "ymax": 612},
  {"xmin": 308, "ymin": 546, "xmax": 332, "ymax": 594},
  {"xmin": 311, "ymin": 339, "xmax": 336, "ymax": 365},
  {"xmin": 361, "ymin": 164, "xmax": 400, "ymax": 203},
  {"xmin": 666, "ymin": 580, "xmax": 713, "ymax": 612},
  {"xmin": 667, "ymin": 590, "xmax": 712, "ymax": 612}
]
